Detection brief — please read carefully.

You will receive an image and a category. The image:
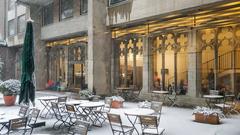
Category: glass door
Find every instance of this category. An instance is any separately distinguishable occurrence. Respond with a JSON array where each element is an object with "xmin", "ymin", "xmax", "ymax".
[{"xmin": 73, "ymin": 64, "xmax": 85, "ymax": 89}]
